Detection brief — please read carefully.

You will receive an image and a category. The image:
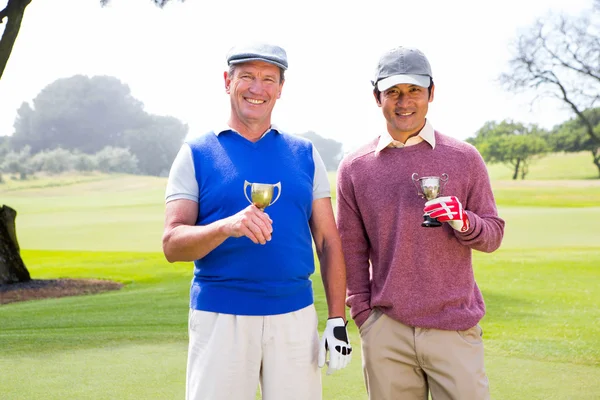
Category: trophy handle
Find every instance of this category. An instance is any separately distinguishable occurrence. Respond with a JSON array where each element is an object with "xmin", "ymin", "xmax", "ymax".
[
  {"xmin": 243, "ymin": 180, "xmax": 252, "ymax": 204},
  {"xmin": 269, "ymin": 182, "xmax": 282, "ymax": 206},
  {"xmin": 440, "ymin": 173, "xmax": 449, "ymax": 194},
  {"xmin": 411, "ymin": 173, "xmax": 422, "ymax": 196}
]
